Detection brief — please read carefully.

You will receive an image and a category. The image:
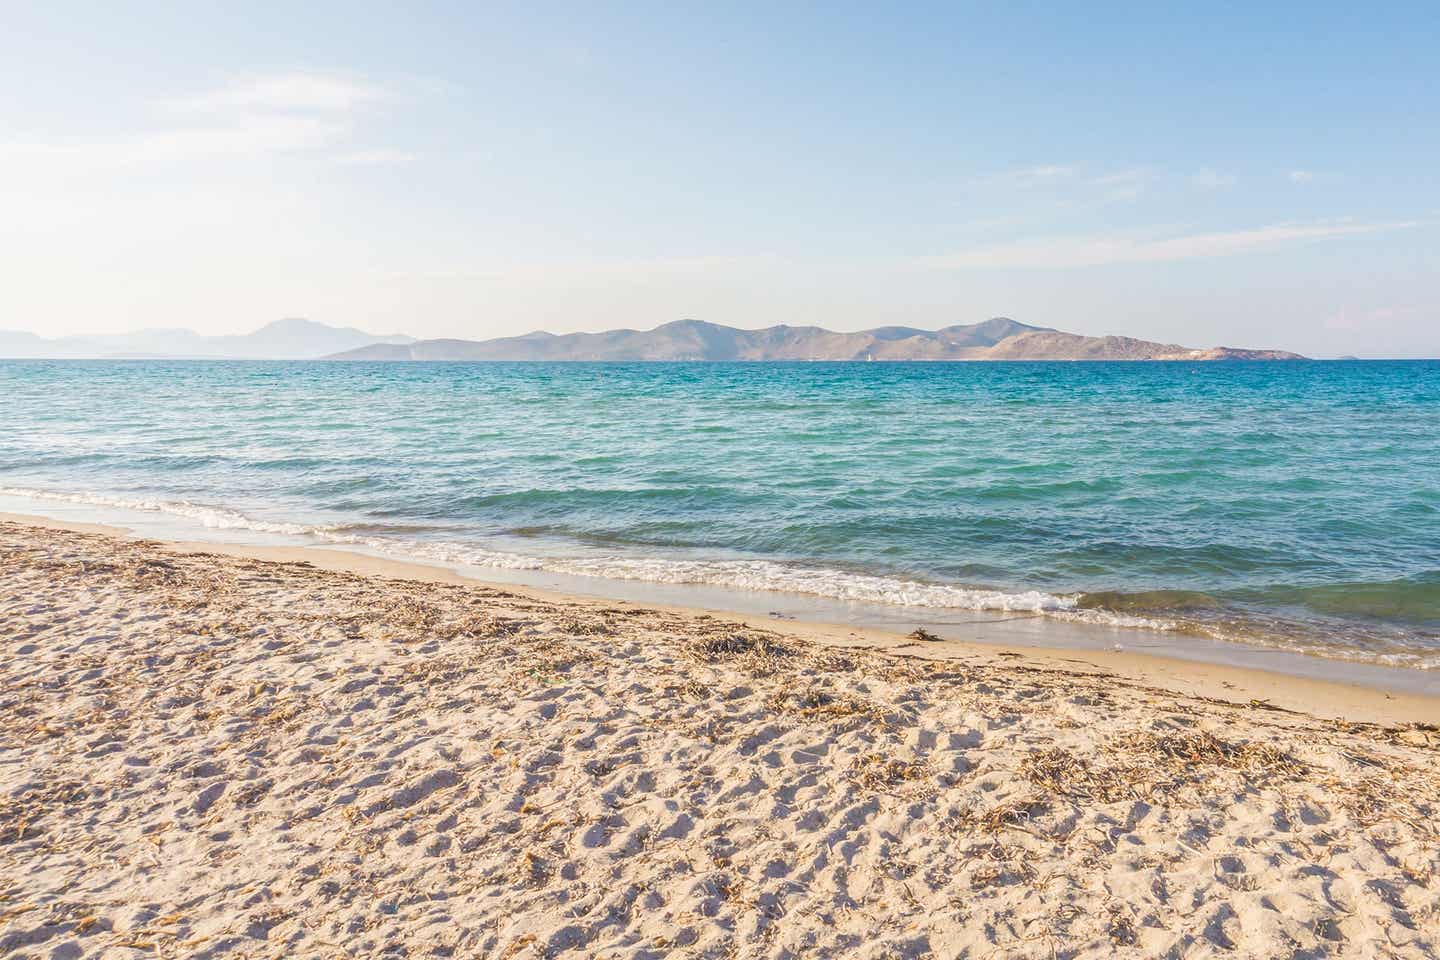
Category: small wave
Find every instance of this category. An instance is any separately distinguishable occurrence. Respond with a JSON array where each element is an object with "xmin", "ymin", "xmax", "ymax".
[
  {"xmin": 312, "ymin": 528, "xmax": 1170, "ymax": 629},
  {"xmin": 0, "ymin": 483, "xmax": 1128, "ymax": 621},
  {"xmin": 6, "ymin": 483, "xmax": 1427, "ymax": 658},
  {"xmin": 0, "ymin": 486, "xmax": 316, "ymax": 536},
  {"xmin": 445, "ymin": 546, "xmax": 1079, "ymax": 613}
]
